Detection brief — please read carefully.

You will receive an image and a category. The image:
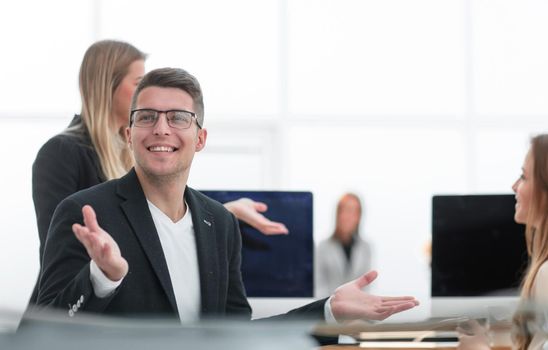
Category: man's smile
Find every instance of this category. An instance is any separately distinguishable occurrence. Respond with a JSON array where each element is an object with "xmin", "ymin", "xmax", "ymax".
[{"xmin": 147, "ymin": 145, "xmax": 178, "ymax": 152}]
